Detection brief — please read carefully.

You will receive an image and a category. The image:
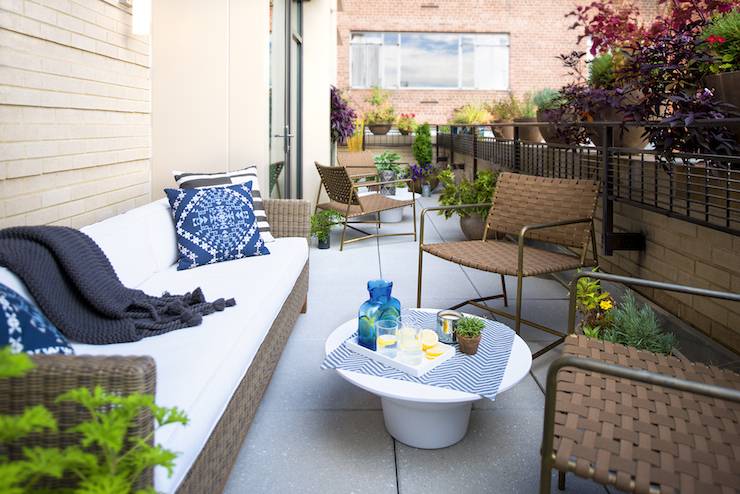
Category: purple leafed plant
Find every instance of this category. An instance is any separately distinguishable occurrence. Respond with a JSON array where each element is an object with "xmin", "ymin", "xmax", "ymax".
[{"xmin": 330, "ymin": 86, "xmax": 357, "ymax": 143}]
